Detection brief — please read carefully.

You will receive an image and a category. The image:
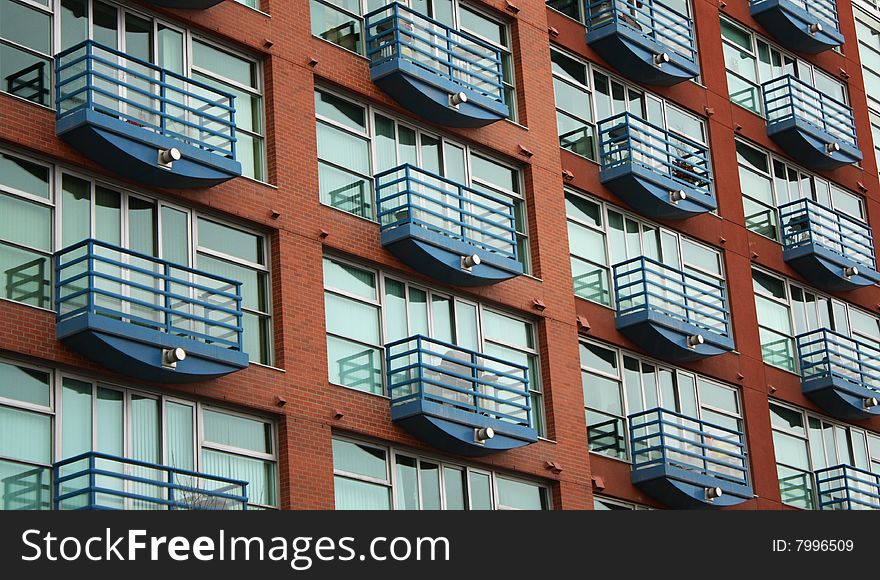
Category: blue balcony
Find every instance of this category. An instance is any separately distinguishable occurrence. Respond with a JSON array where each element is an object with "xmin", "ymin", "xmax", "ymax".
[
  {"xmin": 377, "ymin": 164, "xmax": 523, "ymax": 286},
  {"xmin": 145, "ymin": 0, "xmax": 225, "ymax": 7},
  {"xmin": 54, "ymin": 452, "xmax": 248, "ymax": 510},
  {"xmin": 816, "ymin": 464, "xmax": 880, "ymax": 510},
  {"xmin": 797, "ymin": 328, "xmax": 880, "ymax": 420},
  {"xmin": 630, "ymin": 408, "xmax": 752, "ymax": 508},
  {"xmin": 386, "ymin": 335, "xmax": 537, "ymax": 456},
  {"xmin": 55, "ymin": 239, "xmax": 249, "ymax": 384},
  {"xmin": 55, "ymin": 40, "xmax": 241, "ymax": 189},
  {"xmin": 598, "ymin": 112, "xmax": 715, "ymax": 220},
  {"xmin": 585, "ymin": 0, "xmax": 699, "ymax": 86},
  {"xmin": 613, "ymin": 257, "xmax": 734, "ymax": 362},
  {"xmin": 763, "ymin": 75, "xmax": 861, "ymax": 171},
  {"xmin": 750, "ymin": 0, "xmax": 844, "ymax": 54},
  {"xmin": 780, "ymin": 199, "xmax": 880, "ymax": 292},
  {"xmin": 365, "ymin": 3, "xmax": 509, "ymax": 127}
]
